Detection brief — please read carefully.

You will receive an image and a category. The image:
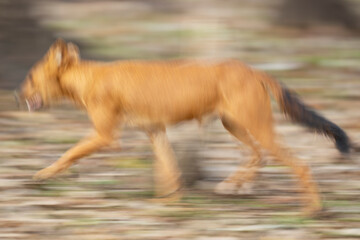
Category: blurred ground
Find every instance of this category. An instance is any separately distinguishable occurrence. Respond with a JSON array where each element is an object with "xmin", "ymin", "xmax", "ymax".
[{"xmin": 0, "ymin": 0, "xmax": 360, "ymax": 239}]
